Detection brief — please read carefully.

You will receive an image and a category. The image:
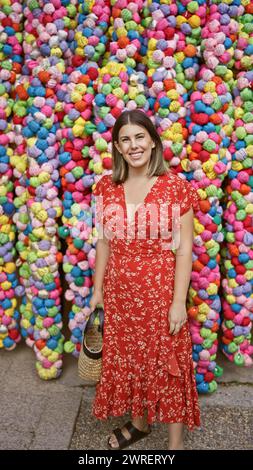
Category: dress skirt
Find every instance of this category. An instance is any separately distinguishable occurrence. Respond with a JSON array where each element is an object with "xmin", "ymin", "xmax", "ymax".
[{"xmin": 92, "ymin": 171, "xmax": 201, "ymax": 430}]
